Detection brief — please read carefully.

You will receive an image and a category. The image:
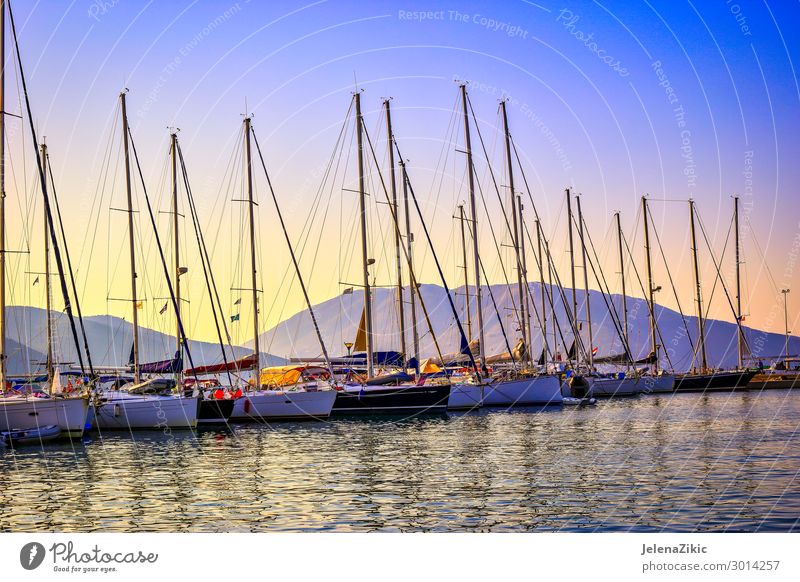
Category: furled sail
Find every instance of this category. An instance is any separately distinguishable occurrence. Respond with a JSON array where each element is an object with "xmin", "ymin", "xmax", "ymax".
[
  {"xmin": 136, "ymin": 351, "xmax": 183, "ymax": 374},
  {"xmin": 184, "ymin": 353, "xmax": 259, "ymax": 375}
]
